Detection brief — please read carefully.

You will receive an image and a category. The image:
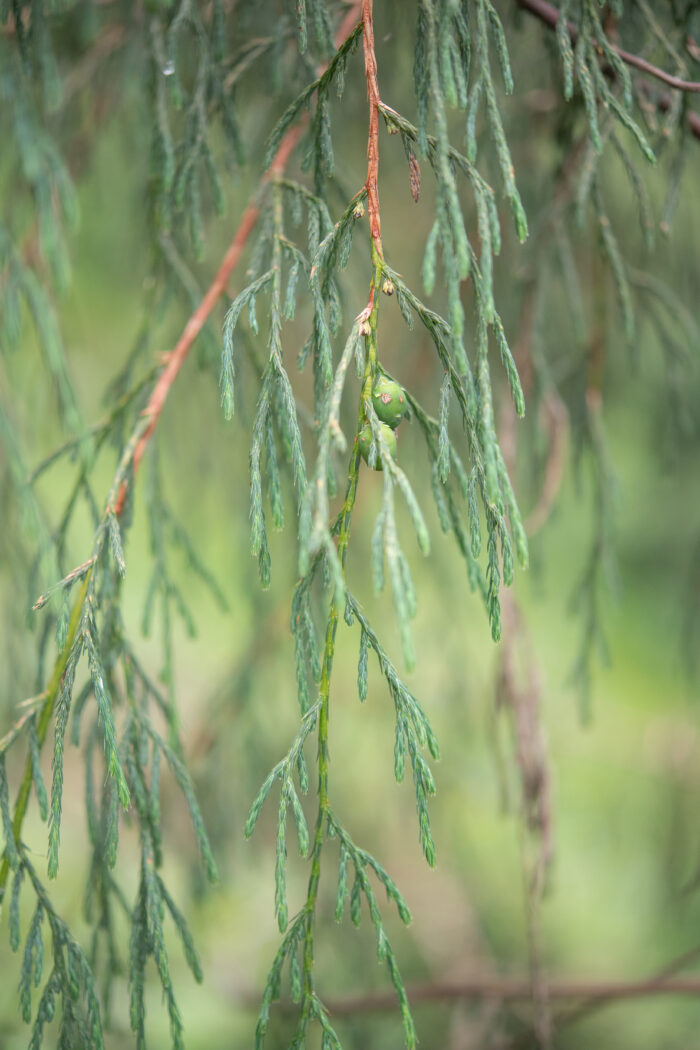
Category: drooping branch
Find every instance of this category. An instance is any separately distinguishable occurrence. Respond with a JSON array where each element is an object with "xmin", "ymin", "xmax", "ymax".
[
  {"xmin": 514, "ymin": 0, "xmax": 700, "ymax": 94},
  {"xmin": 0, "ymin": 0, "xmax": 364, "ymax": 901}
]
